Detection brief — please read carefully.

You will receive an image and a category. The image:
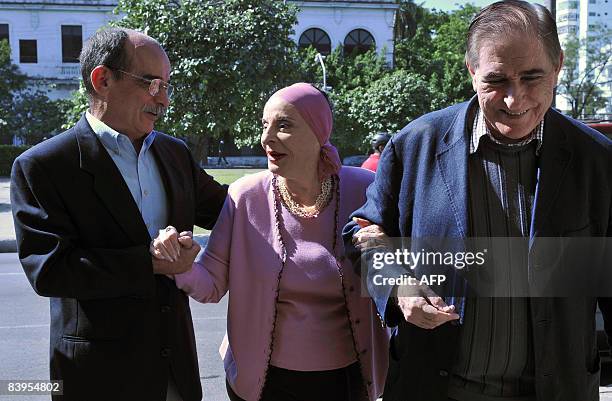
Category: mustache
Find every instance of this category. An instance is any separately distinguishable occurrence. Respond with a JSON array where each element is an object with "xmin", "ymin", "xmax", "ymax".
[{"xmin": 142, "ymin": 104, "xmax": 167, "ymax": 117}]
